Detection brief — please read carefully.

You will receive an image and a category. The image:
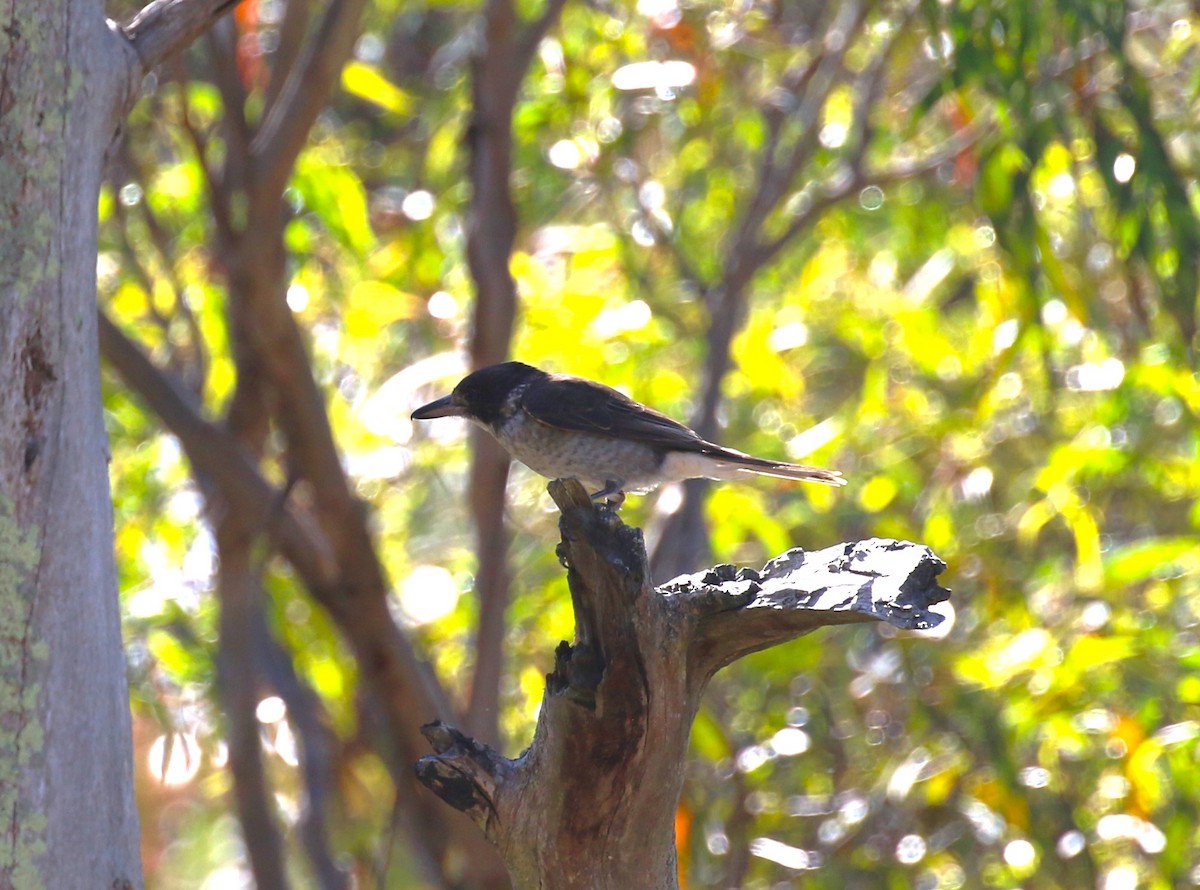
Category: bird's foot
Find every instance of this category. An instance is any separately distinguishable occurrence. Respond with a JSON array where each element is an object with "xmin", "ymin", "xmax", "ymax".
[{"xmin": 589, "ymin": 480, "xmax": 626, "ymax": 511}]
